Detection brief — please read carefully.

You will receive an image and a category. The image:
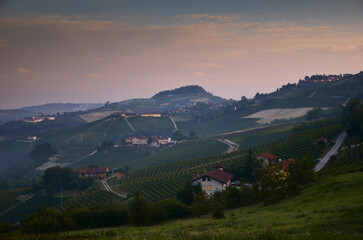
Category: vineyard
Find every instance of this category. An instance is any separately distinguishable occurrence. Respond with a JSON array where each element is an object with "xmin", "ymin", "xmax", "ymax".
[
  {"xmin": 112, "ymin": 124, "xmax": 340, "ymax": 202},
  {"xmin": 319, "ymin": 143, "xmax": 363, "ymax": 176},
  {"xmin": 56, "ymin": 182, "xmax": 124, "ymax": 210},
  {"xmin": 0, "ymin": 193, "xmax": 70, "ymax": 224}
]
